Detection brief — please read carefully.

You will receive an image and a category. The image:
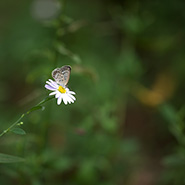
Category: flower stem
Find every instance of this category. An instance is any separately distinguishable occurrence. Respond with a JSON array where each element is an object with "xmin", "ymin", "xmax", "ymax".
[{"xmin": 0, "ymin": 96, "xmax": 54, "ymax": 137}]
